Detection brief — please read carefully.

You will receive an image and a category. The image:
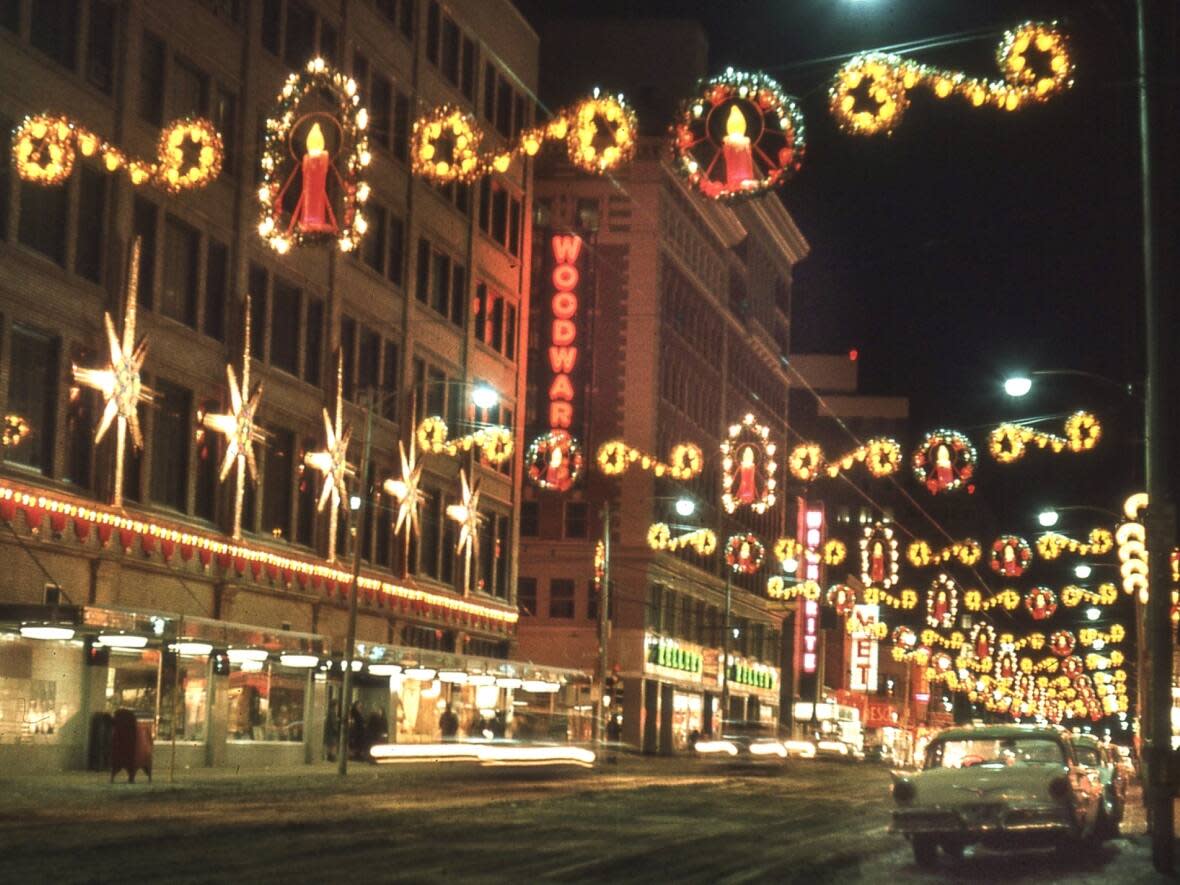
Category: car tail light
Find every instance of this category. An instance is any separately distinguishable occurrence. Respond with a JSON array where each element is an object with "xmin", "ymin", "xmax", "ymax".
[
  {"xmin": 893, "ymin": 780, "xmax": 915, "ymax": 803},
  {"xmin": 1048, "ymin": 776, "xmax": 1070, "ymax": 800}
]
